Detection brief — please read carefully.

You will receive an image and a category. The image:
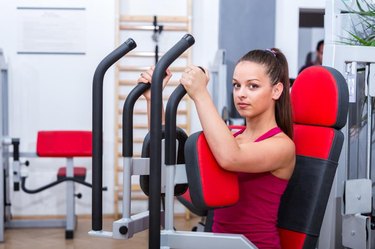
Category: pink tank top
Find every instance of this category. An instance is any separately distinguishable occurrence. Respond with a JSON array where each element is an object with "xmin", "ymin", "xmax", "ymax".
[{"xmin": 212, "ymin": 127, "xmax": 288, "ymax": 249}]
